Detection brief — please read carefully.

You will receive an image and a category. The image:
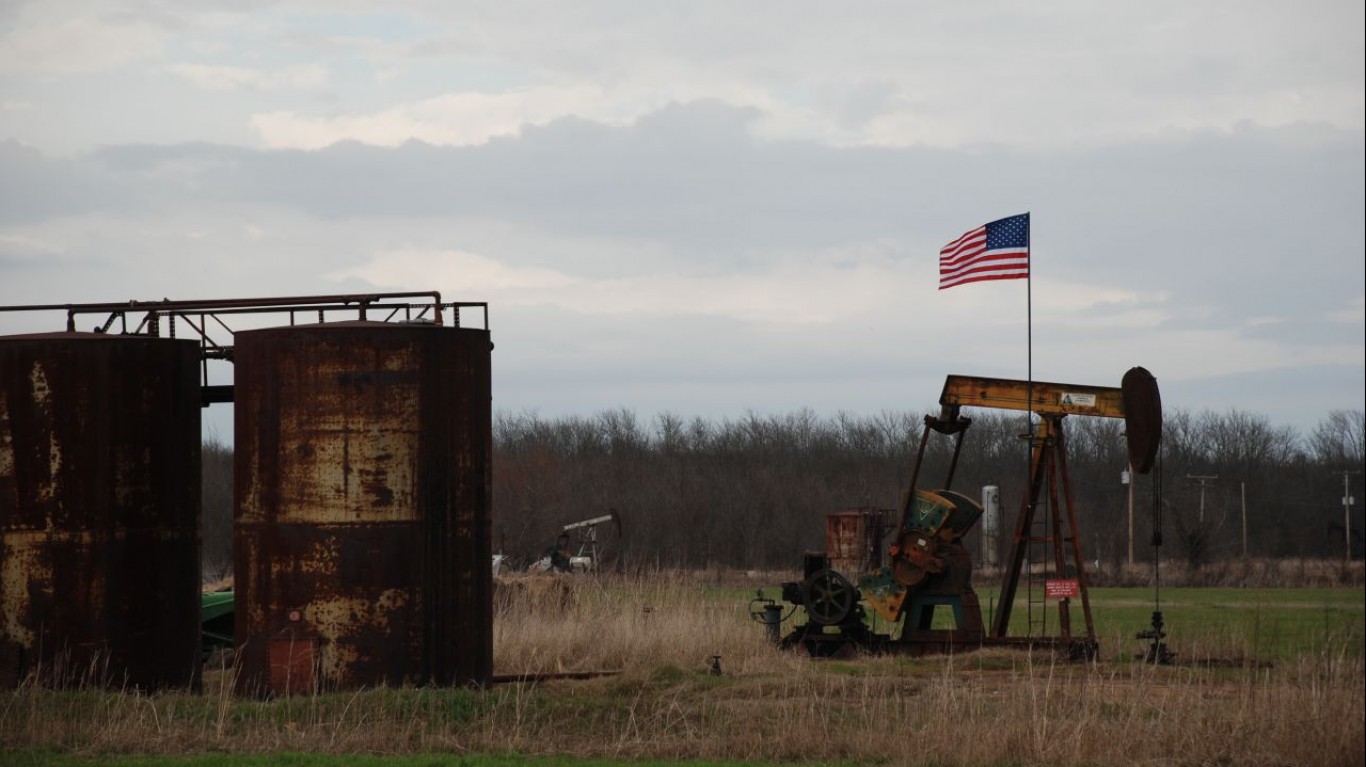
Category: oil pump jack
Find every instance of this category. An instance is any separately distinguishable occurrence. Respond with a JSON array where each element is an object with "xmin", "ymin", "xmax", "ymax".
[
  {"xmin": 526, "ymin": 510, "xmax": 623, "ymax": 574},
  {"xmin": 774, "ymin": 367, "xmax": 1161, "ymax": 658}
]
